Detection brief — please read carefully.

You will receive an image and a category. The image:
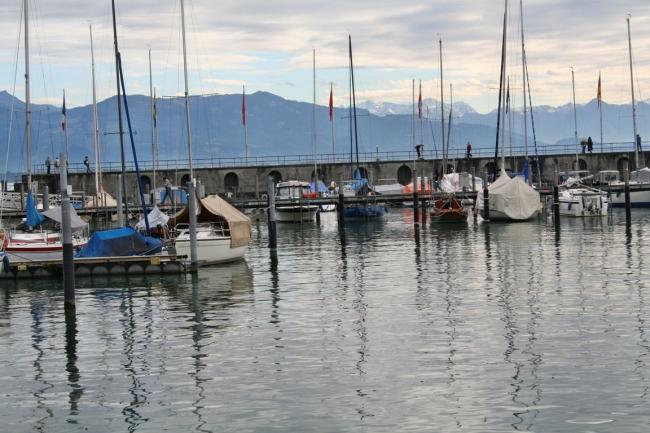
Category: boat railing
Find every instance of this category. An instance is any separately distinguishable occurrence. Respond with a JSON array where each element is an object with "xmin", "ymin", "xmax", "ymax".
[{"xmin": 174, "ymin": 222, "xmax": 230, "ymax": 238}]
